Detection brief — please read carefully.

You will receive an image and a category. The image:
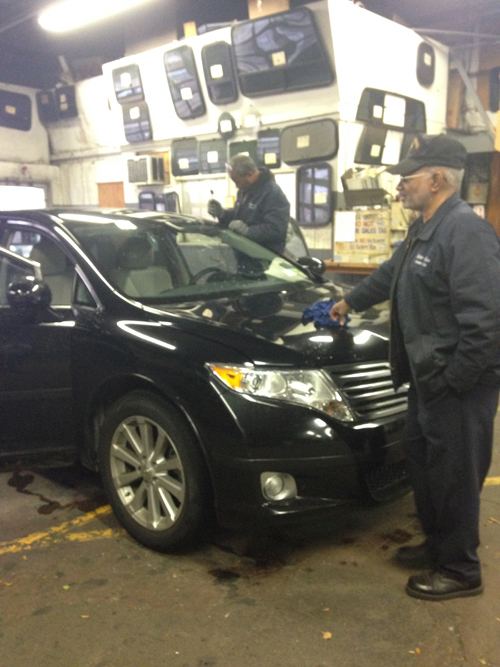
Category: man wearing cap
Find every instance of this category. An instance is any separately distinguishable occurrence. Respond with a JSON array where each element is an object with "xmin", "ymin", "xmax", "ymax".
[
  {"xmin": 207, "ymin": 154, "xmax": 290, "ymax": 254},
  {"xmin": 330, "ymin": 134, "xmax": 500, "ymax": 600}
]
